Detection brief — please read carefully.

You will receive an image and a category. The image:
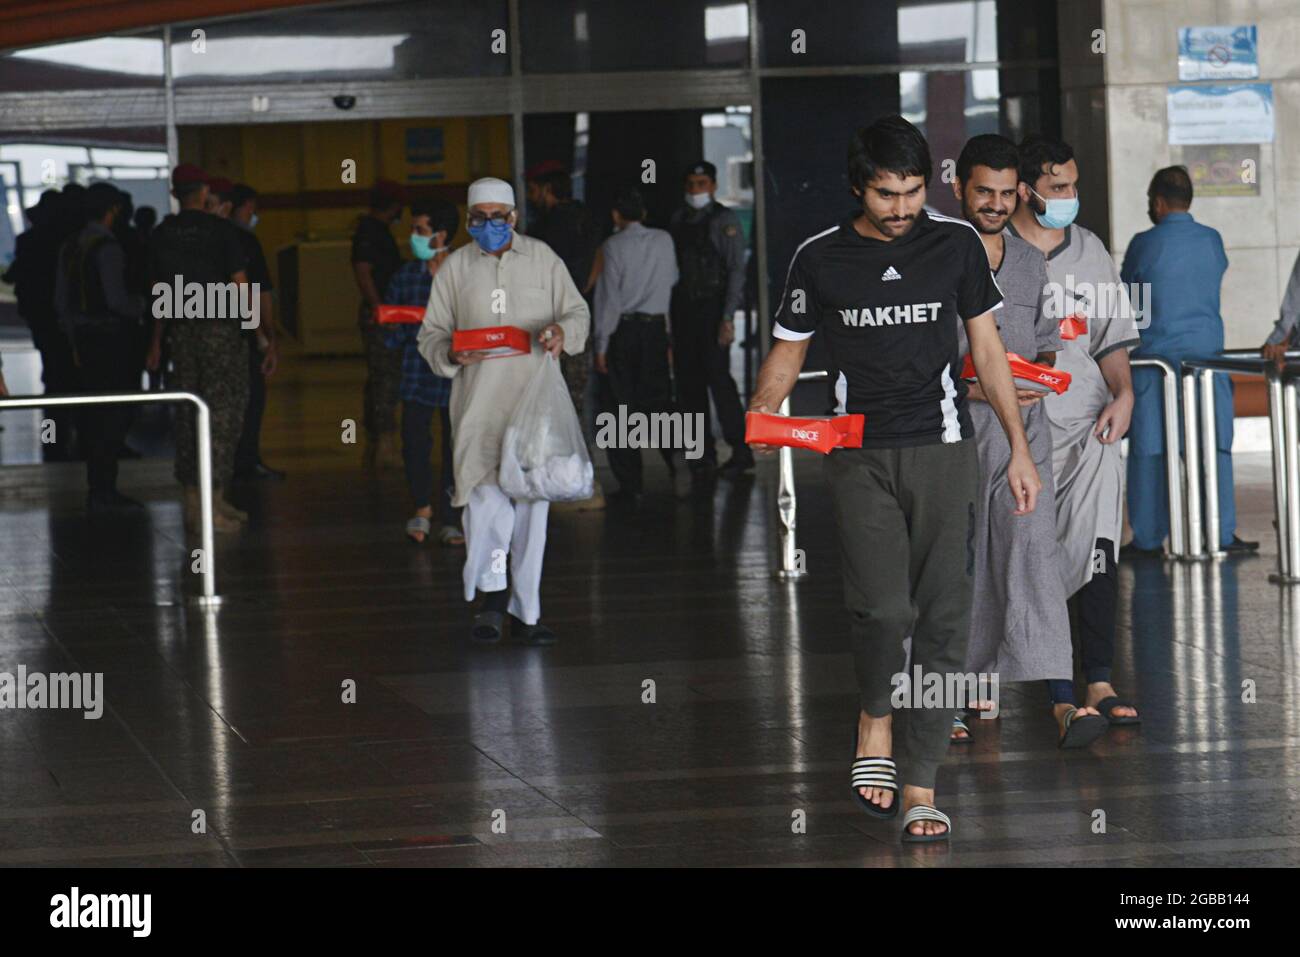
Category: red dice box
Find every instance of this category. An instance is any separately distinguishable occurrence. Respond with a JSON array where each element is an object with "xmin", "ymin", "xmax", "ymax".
[
  {"xmin": 375, "ymin": 305, "xmax": 425, "ymax": 325},
  {"xmin": 1058, "ymin": 315, "xmax": 1087, "ymax": 340},
  {"xmin": 451, "ymin": 325, "xmax": 532, "ymax": 358},
  {"xmin": 744, "ymin": 411, "xmax": 865, "ymax": 454},
  {"xmin": 959, "ymin": 352, "xmax": 1072, "ymax": 395}
]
